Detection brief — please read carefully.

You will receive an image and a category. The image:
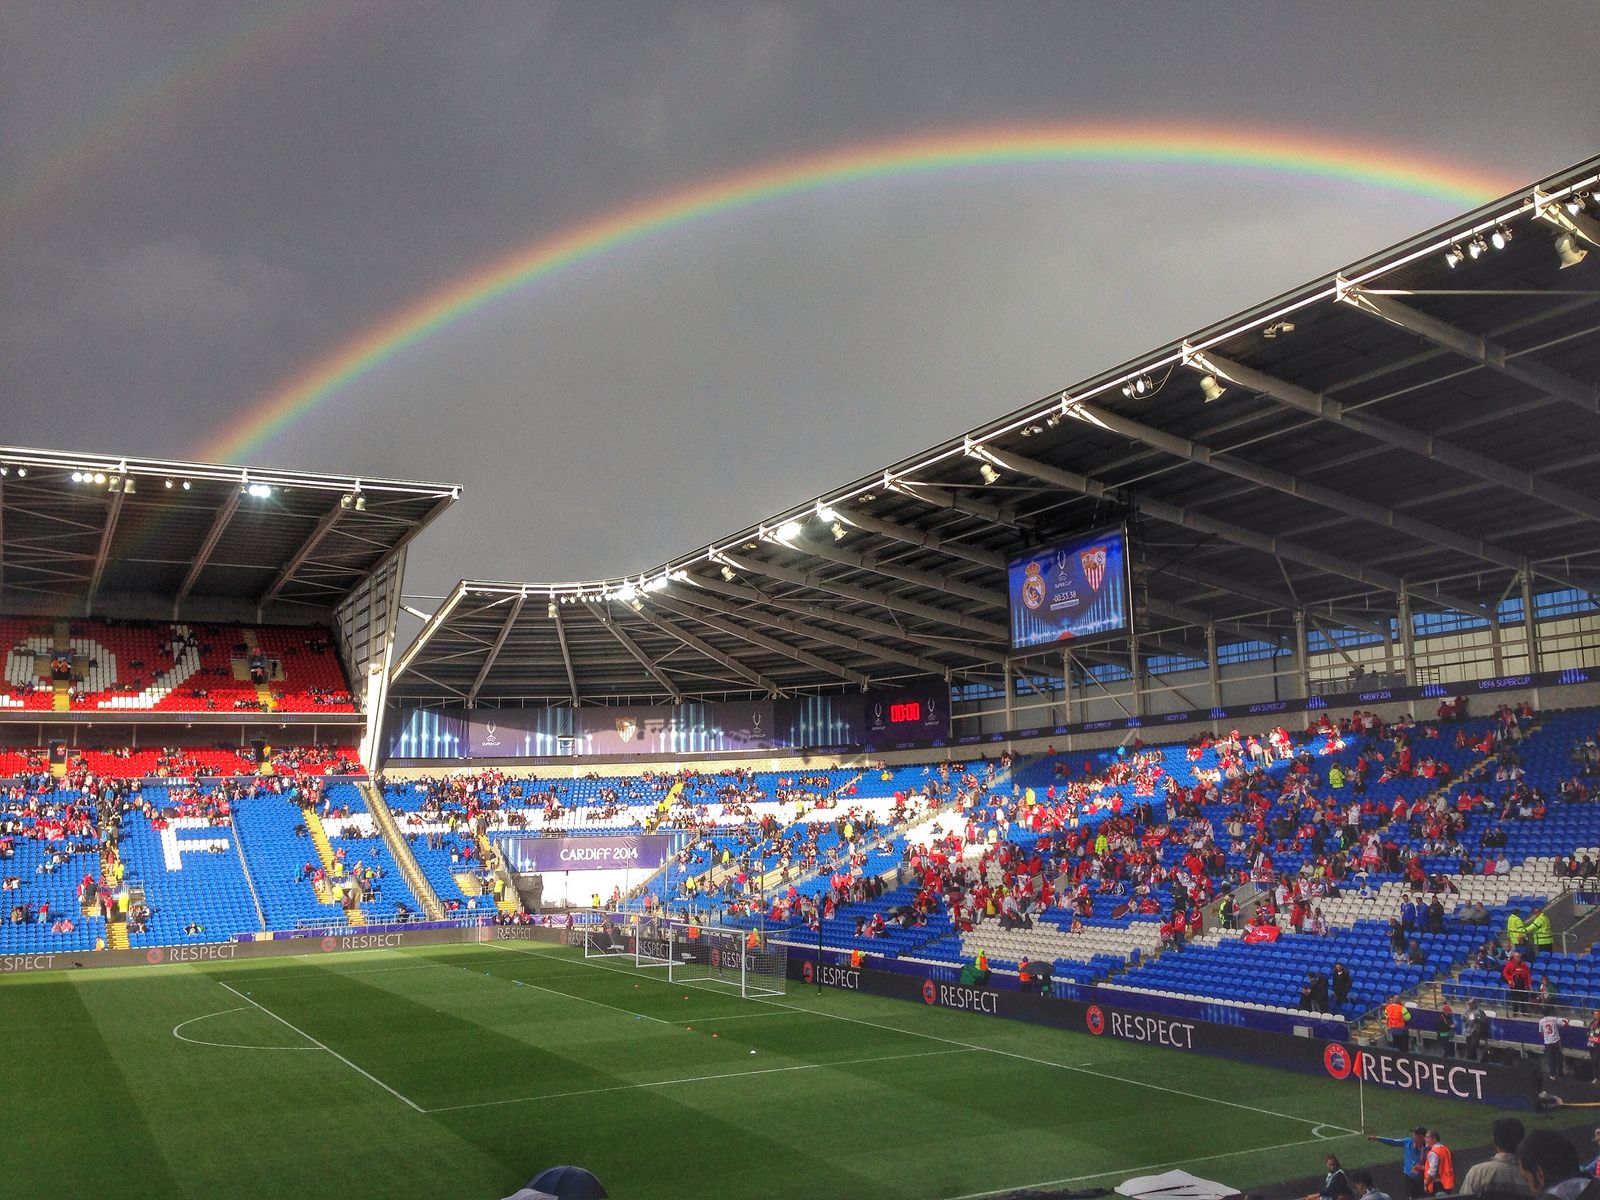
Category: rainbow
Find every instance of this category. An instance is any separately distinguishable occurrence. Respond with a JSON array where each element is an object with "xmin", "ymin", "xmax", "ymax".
[{"xmin": 197, "ymin": 122, "xmax": 1520, "ymax": 463}]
